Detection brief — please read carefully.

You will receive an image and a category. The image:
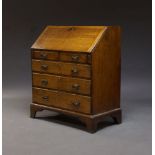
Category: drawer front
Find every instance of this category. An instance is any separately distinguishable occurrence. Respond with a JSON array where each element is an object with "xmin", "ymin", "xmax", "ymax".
[
  {"xmin": 32, "ymin": 60, "xmax": 91, "ymax": 79},
  {"xmin": 32, "ymin": 60, "xmax": 61, "ymax": 74},
  {"xmin": 60, "ymin": 52, "xmax": 88, "ymax": 63},
  {"xmin": 32, "ymin": 73, "xmax": 91, "ymax": 95},
  {"xmin": 33, "ymin": 88, "xmax": 91, "ymax": 114},
  {"xmin": 60, "ymin": 75, "xmax": 91, "ymax": 95},
  {"xmin": 33, "ymin": 73, "xmax": 59, "ymax": 90},
  {"xmin": 33, "ymin": 88, "xmax": 58, "ymax": 107},
  {"xmin": 32, "ymin": 50, "xmax": 59, "ymax": 61}
]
